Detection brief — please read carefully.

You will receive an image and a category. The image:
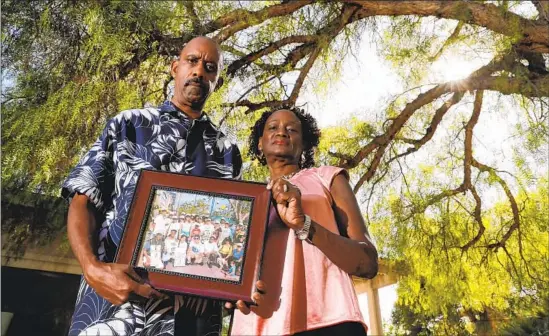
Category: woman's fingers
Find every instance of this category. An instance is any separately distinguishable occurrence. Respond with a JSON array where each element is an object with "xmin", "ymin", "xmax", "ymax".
[
  {"xmin": 255, "ymin": 280, "xmax": 266, "ymax": 294},
  {"xmin": 270, "ymin": 180, "xmax": 300, "ymax": 204},
  {"xmin": 236, "ymin": 300, "xmax": 251, "ymax": 315}
]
